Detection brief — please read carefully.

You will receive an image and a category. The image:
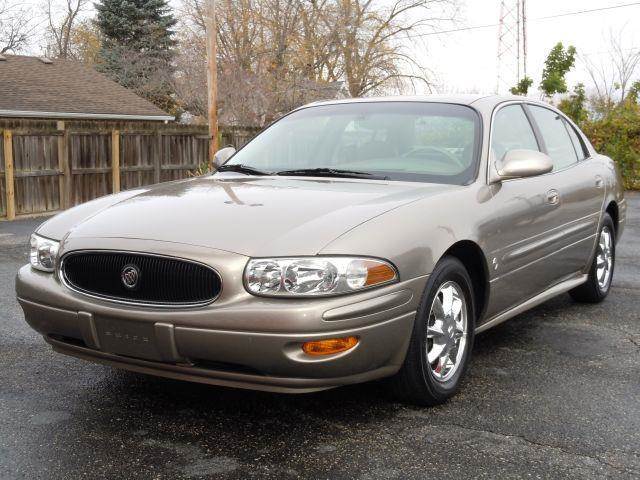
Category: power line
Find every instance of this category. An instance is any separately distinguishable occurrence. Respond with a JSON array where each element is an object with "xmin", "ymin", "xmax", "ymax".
[
  {"xmin": 536, "ymin": 2, "xmax": 640, "ymax": 20},
  {"xmin": 581, "ymin": 47, "xmax": 640, "ymax": 57},
  {"xmin": 407, "ymin": 2, "xmax": 640, "ymax": 39}
]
